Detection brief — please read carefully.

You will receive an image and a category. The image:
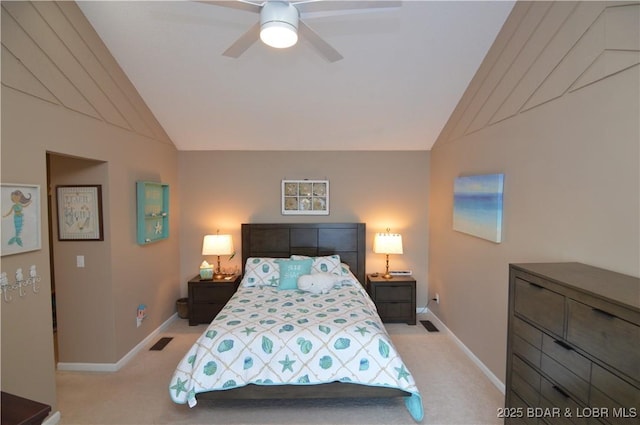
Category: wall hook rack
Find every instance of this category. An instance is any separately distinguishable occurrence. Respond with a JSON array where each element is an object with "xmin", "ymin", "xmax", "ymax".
[{"xmin": 0, "ymin": 265, "xmax": 42, "ymax": 303}]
